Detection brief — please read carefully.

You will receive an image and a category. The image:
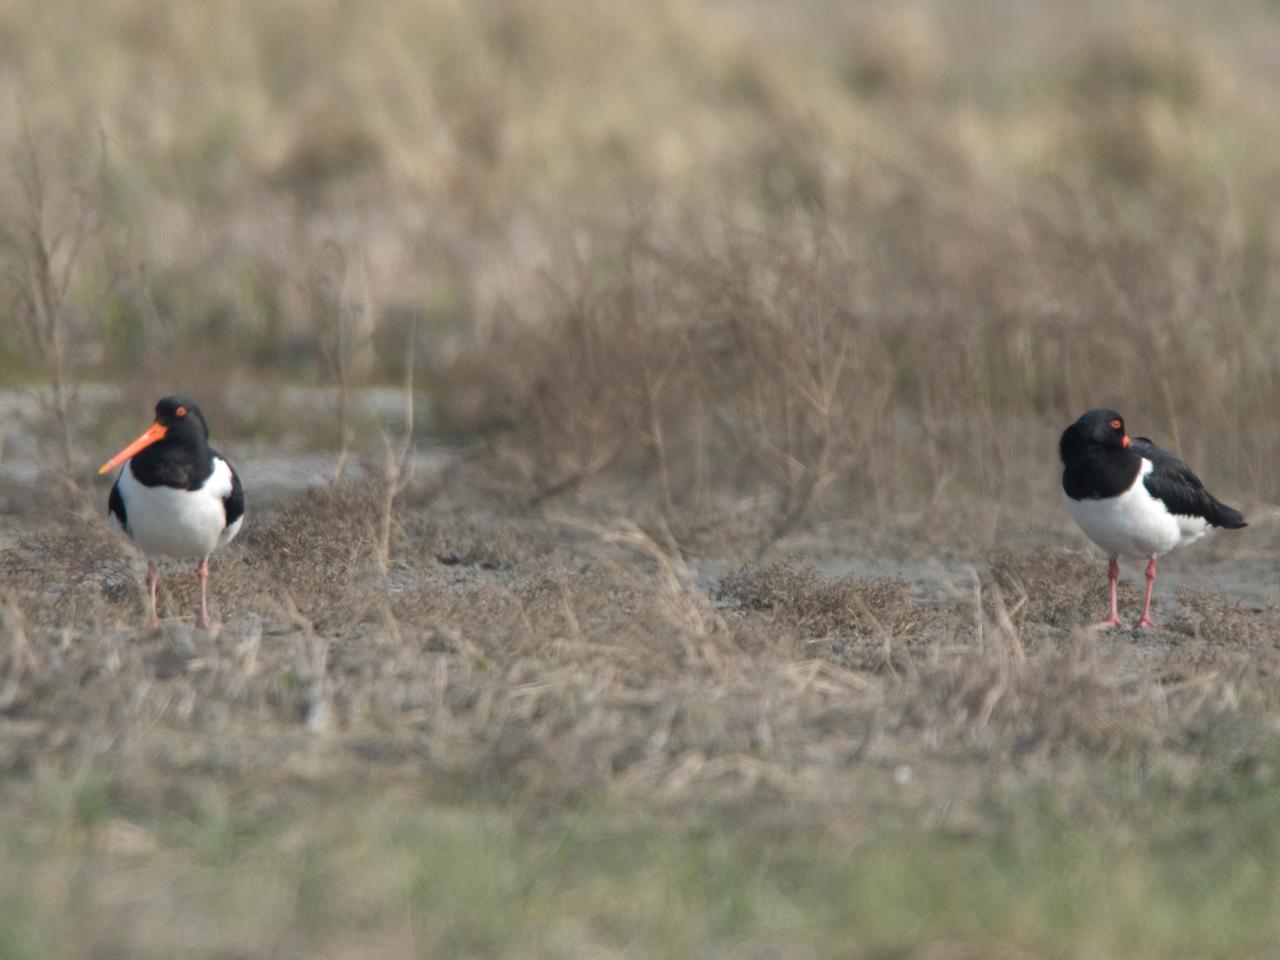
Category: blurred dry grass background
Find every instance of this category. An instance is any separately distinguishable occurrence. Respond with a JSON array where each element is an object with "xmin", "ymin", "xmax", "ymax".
[
  {"xmin": 4, "ymin": 1, "xmax": 1280, "ymax": 956},
  {"xmin": 3, "ymin": 0, "xmax": 1280, "ymax": 519}
]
